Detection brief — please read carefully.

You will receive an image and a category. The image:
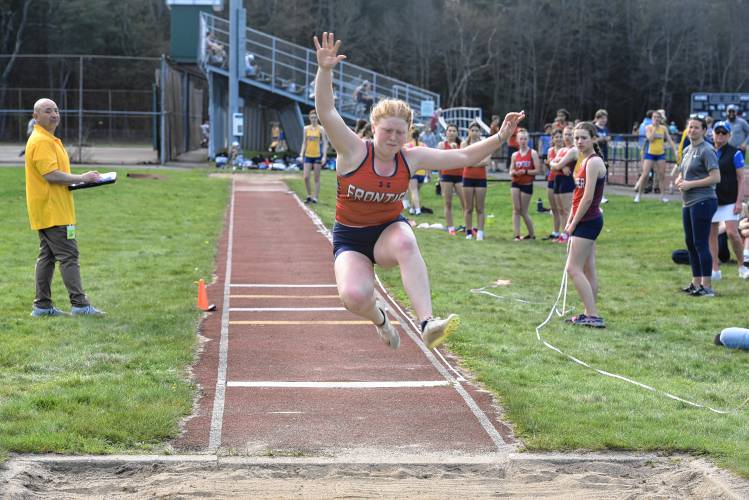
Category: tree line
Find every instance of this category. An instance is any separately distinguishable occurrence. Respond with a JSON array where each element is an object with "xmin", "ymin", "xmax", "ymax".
[{"xmin": 2, "ymin": 0, "xmax": 748, "ymax": 132}]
